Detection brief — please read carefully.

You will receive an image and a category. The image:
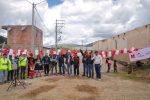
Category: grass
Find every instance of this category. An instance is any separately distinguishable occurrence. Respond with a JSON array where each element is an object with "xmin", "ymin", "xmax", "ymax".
[{"xmin": 107, "ymin": 65, "xmax": 150, "ymax": 83}]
